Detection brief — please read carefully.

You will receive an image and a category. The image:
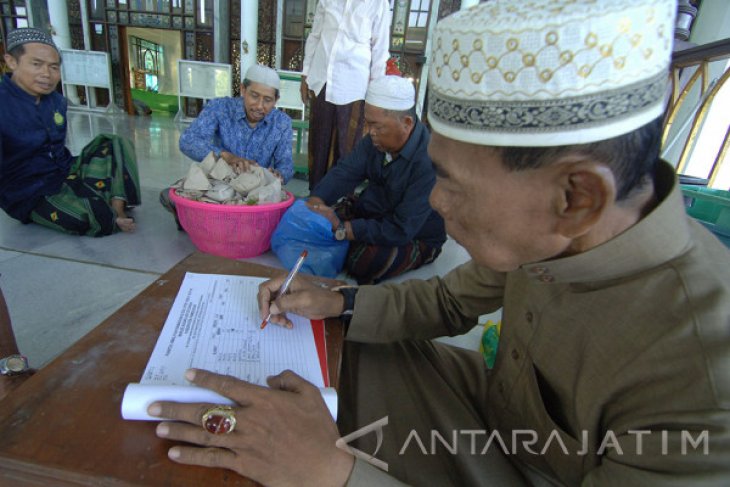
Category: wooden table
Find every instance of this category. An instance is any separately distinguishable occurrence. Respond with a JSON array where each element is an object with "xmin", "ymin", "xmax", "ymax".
[{"xmin": 0, "ymin": 252, "xmax": 344, "ymax": 486}]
